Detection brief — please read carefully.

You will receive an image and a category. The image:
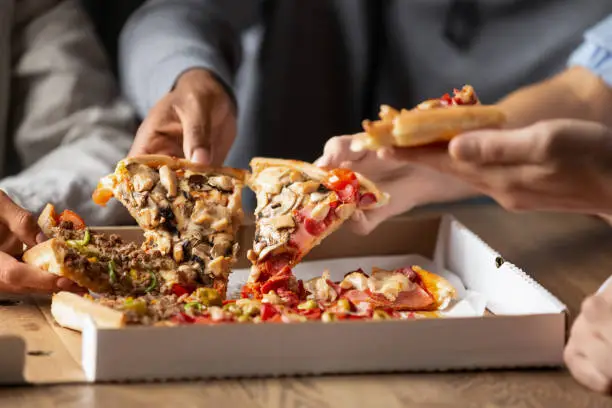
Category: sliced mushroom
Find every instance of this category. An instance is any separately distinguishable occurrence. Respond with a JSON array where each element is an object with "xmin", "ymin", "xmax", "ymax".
[
  {"xmin": 257, "ymin": 241, "xmax": 289, "ymax": 262},
  {"xmin": 262, "ymin": 213, "xmax": 295, "ymax": 230},
  {"xmin": 131, "ymin": 166, "xmax": 157, "ymax": 192},
  {"xmin": 368, "ymin": 270, "xmax": 414, "ymax": 302},
  {"xmin": 159, "ymin": 165, "xmax": 178, "ymax": 197},
  {"xmin": 255, "ymin": 167, "xmax": 290, "ymax": 194},
  {"xmin": 254, "ymin": 191, "xmax": 269, "ymax": 215},
  {"xmin": 211, "ymin": 236, "xmax": 232, "ymax": 258},
  {"xmin": 261, "ymin": 188, "xmax": 297, "ymax": 218},
  {"xmin": 334, "ymin": 203, "xmax": 356, "ymax": 220},
  {"xmin": 208, "ymin": 175, "xmax": 233, "ymax": 191},
  {"xmin": 191, "ymin": 201, "xmax": 213, "ymax": 225},
  {"xmin": 304, "ymin": 272, "xmax": 338, "ymax": 303},
  {"xmin": 339, "ymin": 271, "xmax": 369, "ymax": 291},
  {"xmin": 192, "ymin": 243, "xmax": 212, "ymax": 260}
]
